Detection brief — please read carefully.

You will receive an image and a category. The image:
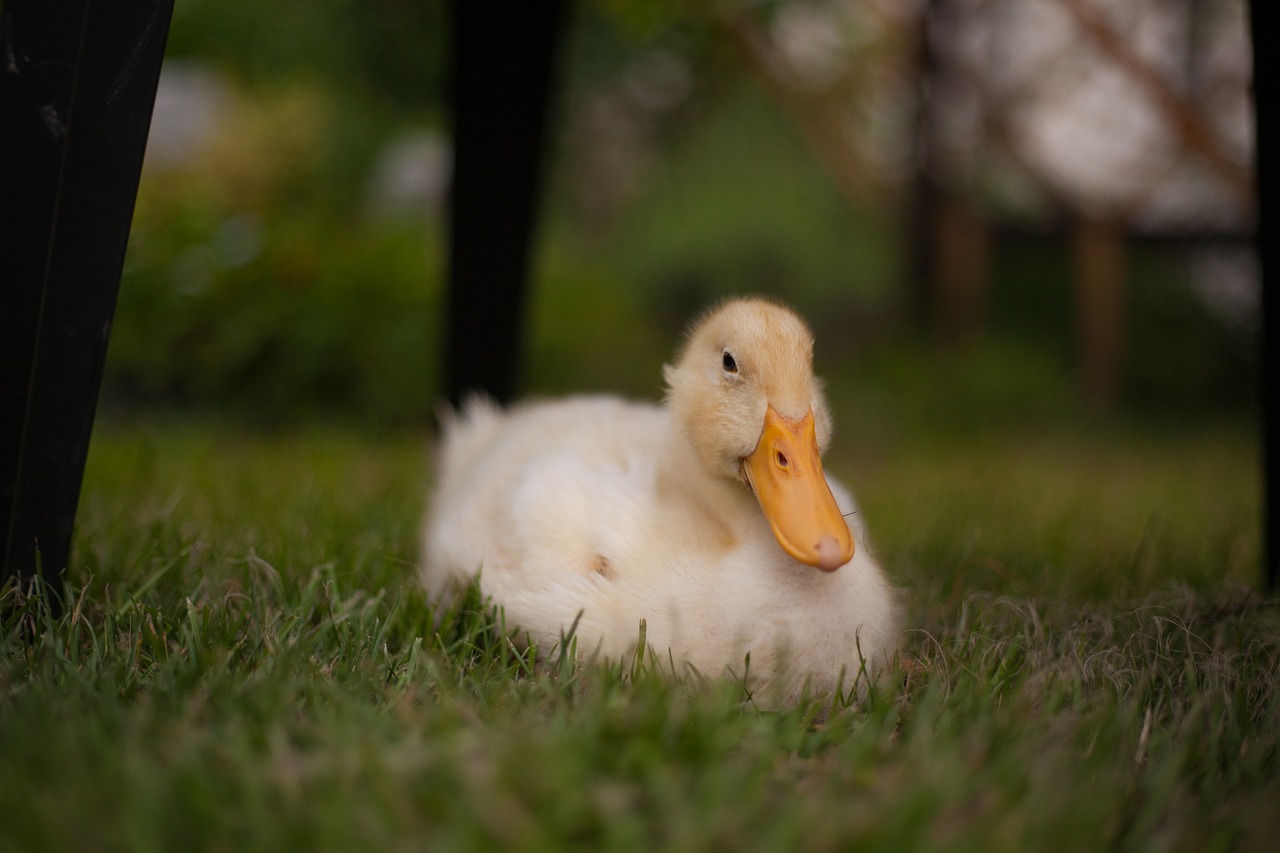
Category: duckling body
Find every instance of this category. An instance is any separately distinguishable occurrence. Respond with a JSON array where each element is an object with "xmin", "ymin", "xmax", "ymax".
[{"xmin": 421, "ymin": 299, "xmax": 900, "ymax": 701}]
